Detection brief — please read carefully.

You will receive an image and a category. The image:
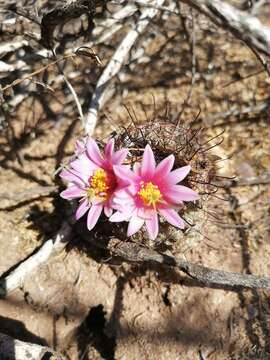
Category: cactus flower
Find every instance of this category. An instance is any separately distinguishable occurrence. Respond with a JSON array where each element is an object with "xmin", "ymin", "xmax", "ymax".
[
  {"xmin": 60, "ymin": 138, "xmax": 128, "ymax": 231},
  {"xmin": 110, "ymin": 144, "xmax": 199, "ymax": 240}
]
